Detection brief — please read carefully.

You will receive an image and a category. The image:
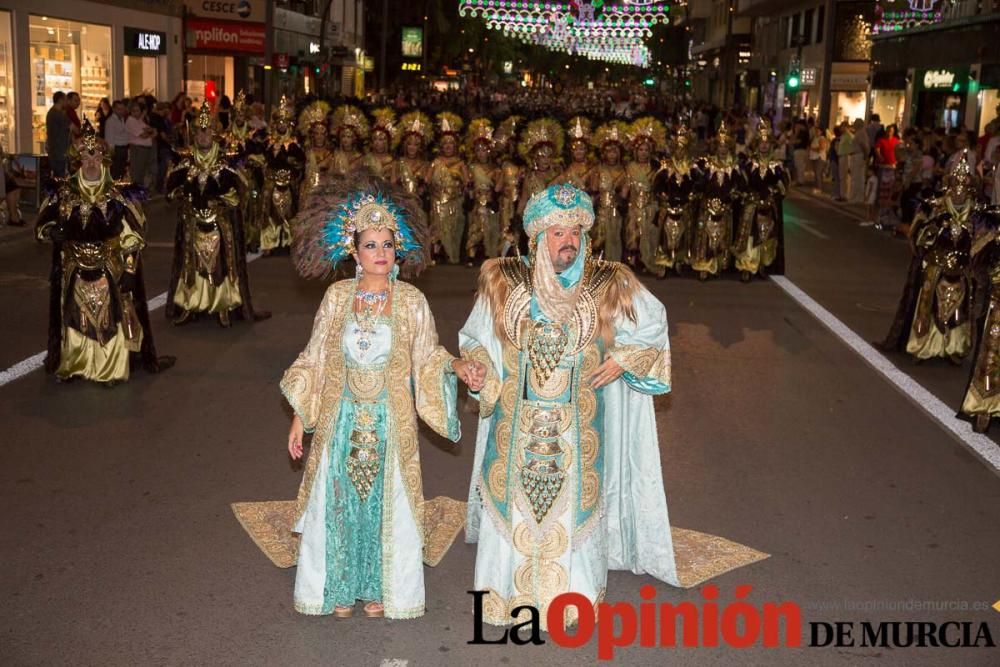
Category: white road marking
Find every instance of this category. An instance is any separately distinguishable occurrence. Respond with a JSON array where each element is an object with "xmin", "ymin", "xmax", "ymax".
[
  {"xmin": 772, "ymin": 275, "xmax": 1000, "ymax": 473},
  {"xmin": 785, "ymin": 215, "xmax": 831, "ymax": 240},
  {"xmin": 0, "ymin": 253, "xmax": 261, "ymax": 388}
]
